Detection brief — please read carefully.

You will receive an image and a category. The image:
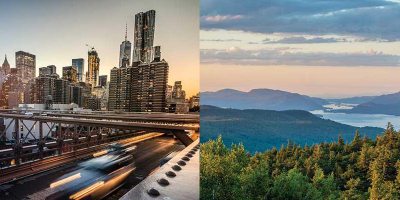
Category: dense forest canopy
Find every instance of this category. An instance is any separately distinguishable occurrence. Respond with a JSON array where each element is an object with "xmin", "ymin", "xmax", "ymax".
[{"xmin": 201, "ymin": 124, "xmax": 400, "ymax": 200}]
